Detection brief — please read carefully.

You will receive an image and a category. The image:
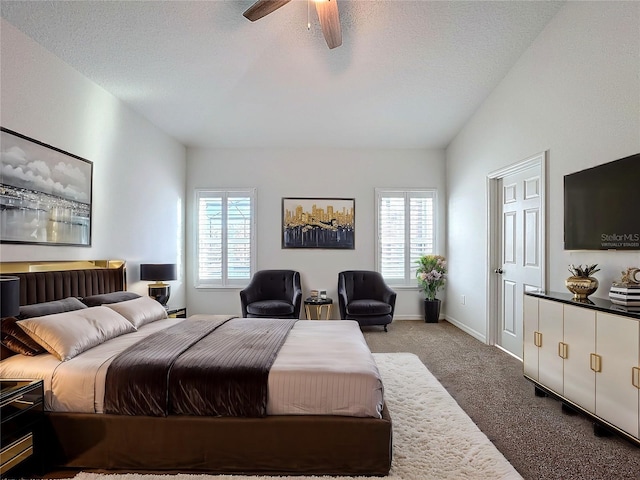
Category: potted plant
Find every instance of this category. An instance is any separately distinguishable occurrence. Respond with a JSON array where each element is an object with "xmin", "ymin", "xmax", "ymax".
[
  {"xmin": 565, "ymin": 264, "xmax": 600, "ymax": 300},
  {"xmin": 416, "ymin": 255, "xmax": 447, "ymax": 322}
]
